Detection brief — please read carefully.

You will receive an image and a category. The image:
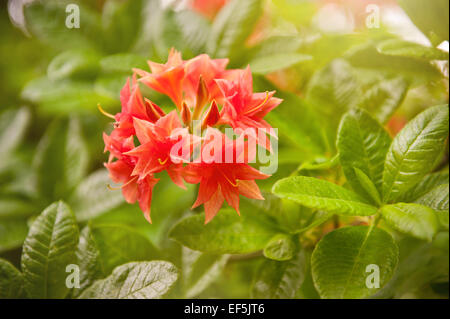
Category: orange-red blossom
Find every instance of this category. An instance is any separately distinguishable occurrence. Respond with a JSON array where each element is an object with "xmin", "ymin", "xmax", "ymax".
[{"xmin": 103, "ymin": 49, "xmax": 281, "ymax": 223}]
